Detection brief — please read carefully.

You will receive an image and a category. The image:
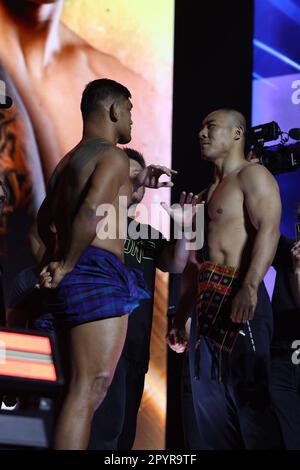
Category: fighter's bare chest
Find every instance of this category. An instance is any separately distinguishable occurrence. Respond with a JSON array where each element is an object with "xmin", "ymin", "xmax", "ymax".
[{"xmin": 206, "ymin": 181, "xmax": 244, "ymax": 221}]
